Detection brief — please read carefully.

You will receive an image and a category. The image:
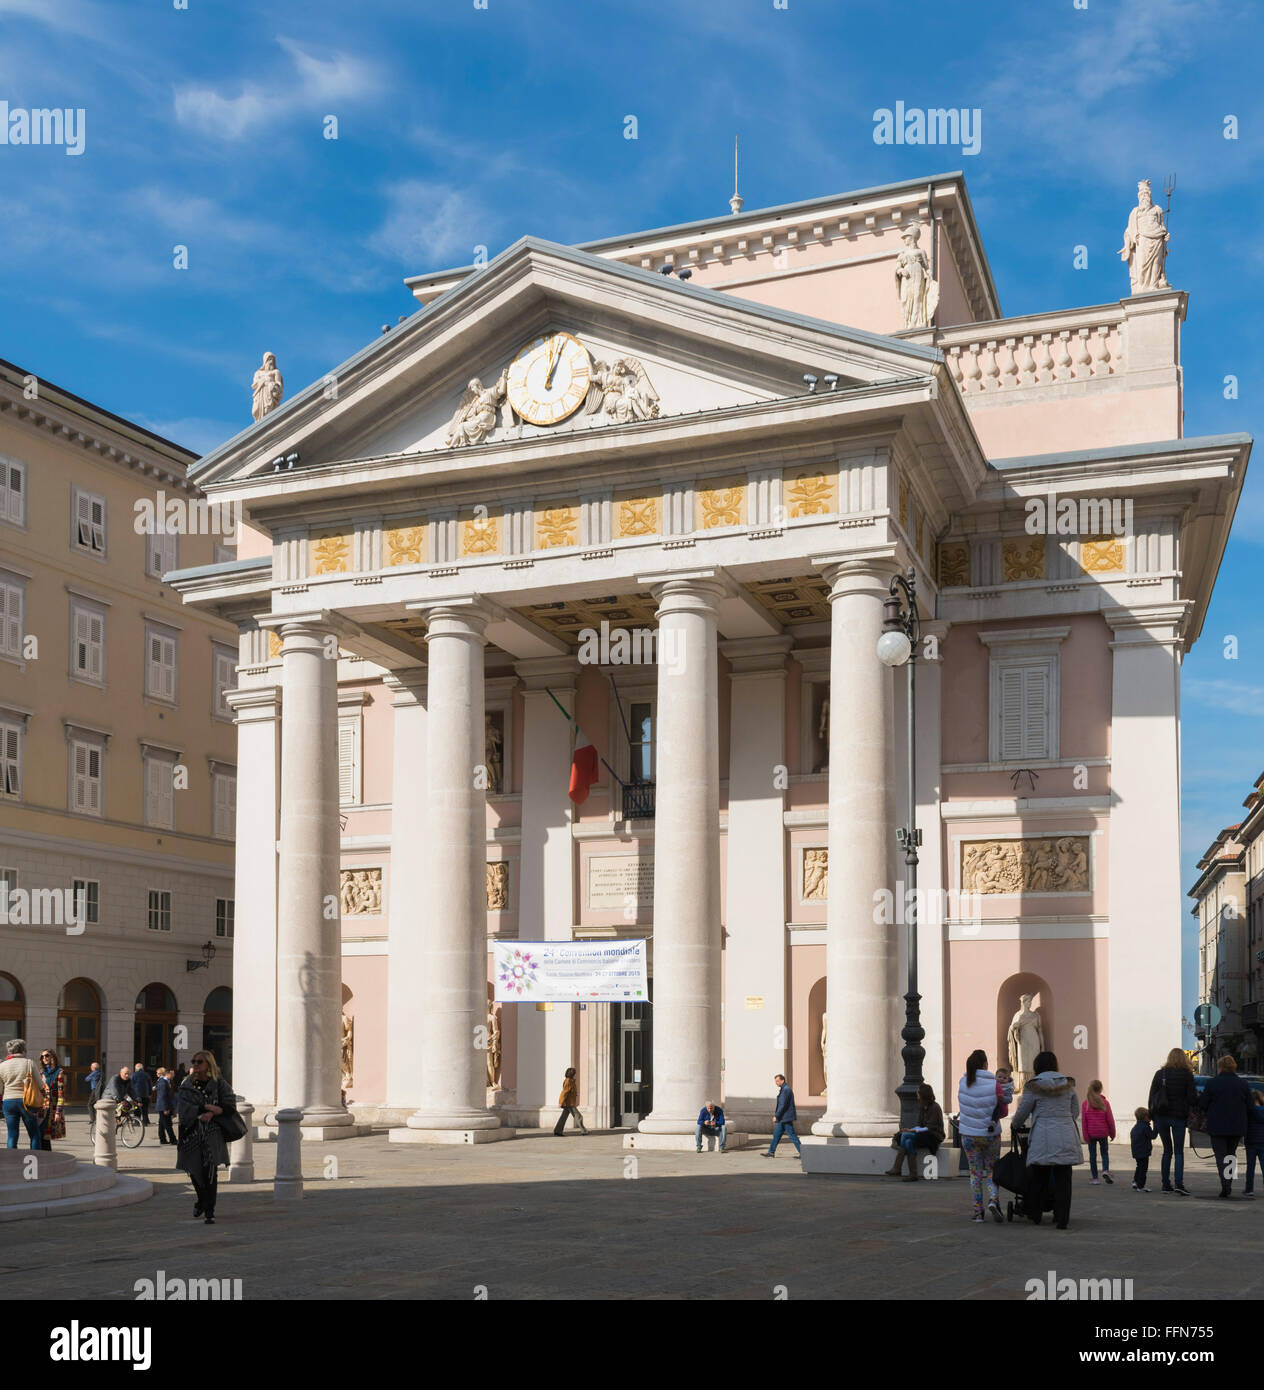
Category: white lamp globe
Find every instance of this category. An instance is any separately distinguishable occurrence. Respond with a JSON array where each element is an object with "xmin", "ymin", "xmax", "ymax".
[{"xmin": 876, "ymin": 629, "xmax": 912, "ymax": 667}]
